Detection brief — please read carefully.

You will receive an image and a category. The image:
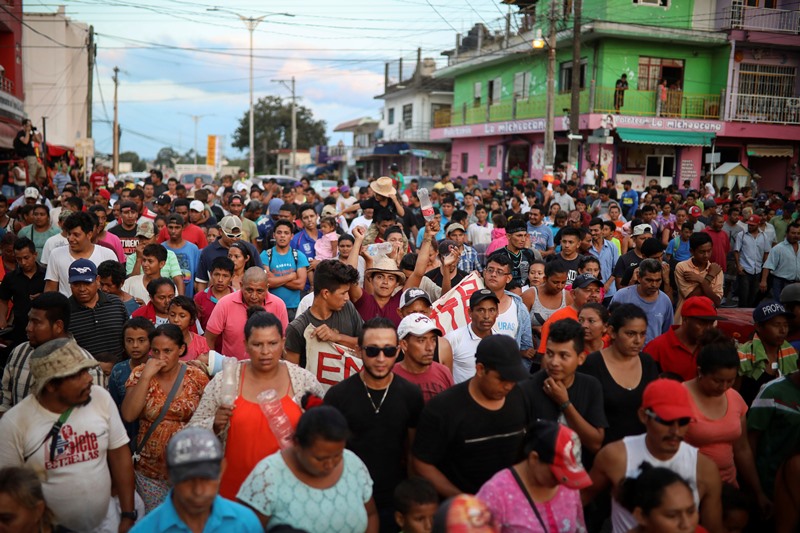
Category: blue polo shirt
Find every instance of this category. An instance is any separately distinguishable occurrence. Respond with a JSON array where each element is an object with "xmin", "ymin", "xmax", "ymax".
[
  {"xmin": 290, "ymin": 228, "xmax": 318, "ymax": 260},
  {"xmin": 130, "ymin": 492, "xmax": 262, "ymax": 533}
]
